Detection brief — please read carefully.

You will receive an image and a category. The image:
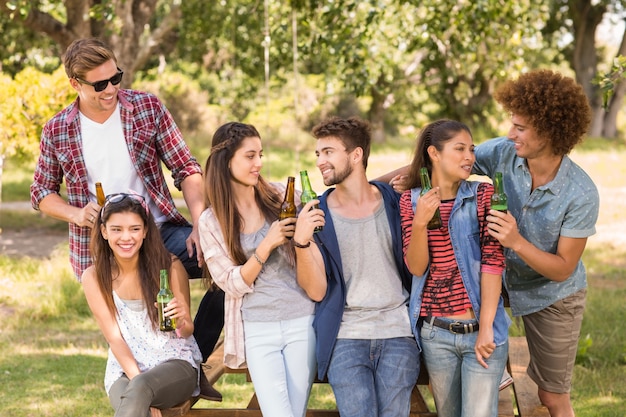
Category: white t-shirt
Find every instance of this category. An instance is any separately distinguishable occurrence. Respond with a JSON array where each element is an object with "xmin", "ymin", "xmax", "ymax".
[{"xmin": 80, "ymin": 105, "xmax": 166, "ymax": 223}]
